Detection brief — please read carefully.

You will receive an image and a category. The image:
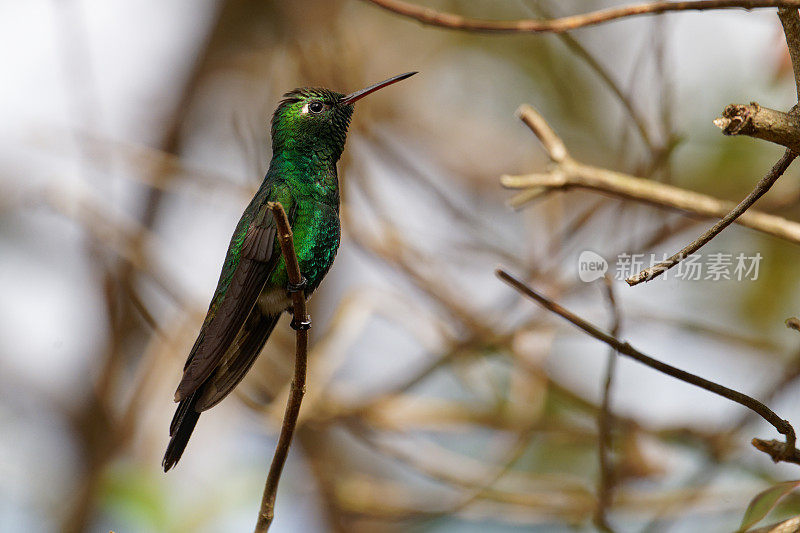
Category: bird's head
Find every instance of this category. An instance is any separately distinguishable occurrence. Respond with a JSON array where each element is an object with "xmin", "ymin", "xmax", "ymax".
[{"xmin": 270, "ymin": 72, "xmax": 417, "ymax": 162}]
